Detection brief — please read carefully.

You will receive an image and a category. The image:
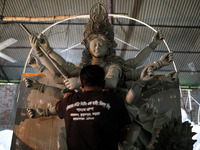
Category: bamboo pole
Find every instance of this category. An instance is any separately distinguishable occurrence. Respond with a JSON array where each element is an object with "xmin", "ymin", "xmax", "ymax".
[
  {"xmin": 2, "ymin": 15, "xmax": 88, "ymax": 22},
  {"xmin": 1, "ymin": 14, "xmax": 127, "ymax": 22}
]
